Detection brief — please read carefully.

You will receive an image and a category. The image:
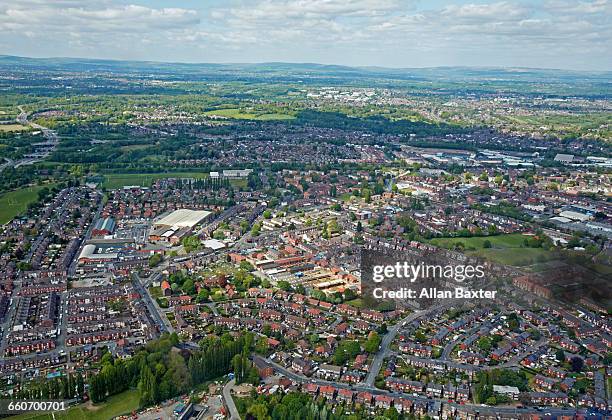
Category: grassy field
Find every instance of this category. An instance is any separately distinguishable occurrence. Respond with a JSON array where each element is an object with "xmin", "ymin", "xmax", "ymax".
[
  {"xmin": 346, "ymin": 298, "xmax": 364, "ymax": 308},
  {"xmin": 204, "ymin": 108, "xmax": 295, "ymax": 121},
  {"xmin": 8, "ymin": 390, "xmax": 139, "ymax": 420},
  {"xmin": 0, "ymin": 124, "xmax": 28, "ymax": 132},
  {"xmin": 0, "ymin": 185, "xmax": 49, "ymax": 225},
  {"xmin": 429, "ymin": 234, "xmax": 527, "ymax": 249},
  {"xmin": 429, "ymin": 234, "xmax": 557, "ymax": 266}
]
